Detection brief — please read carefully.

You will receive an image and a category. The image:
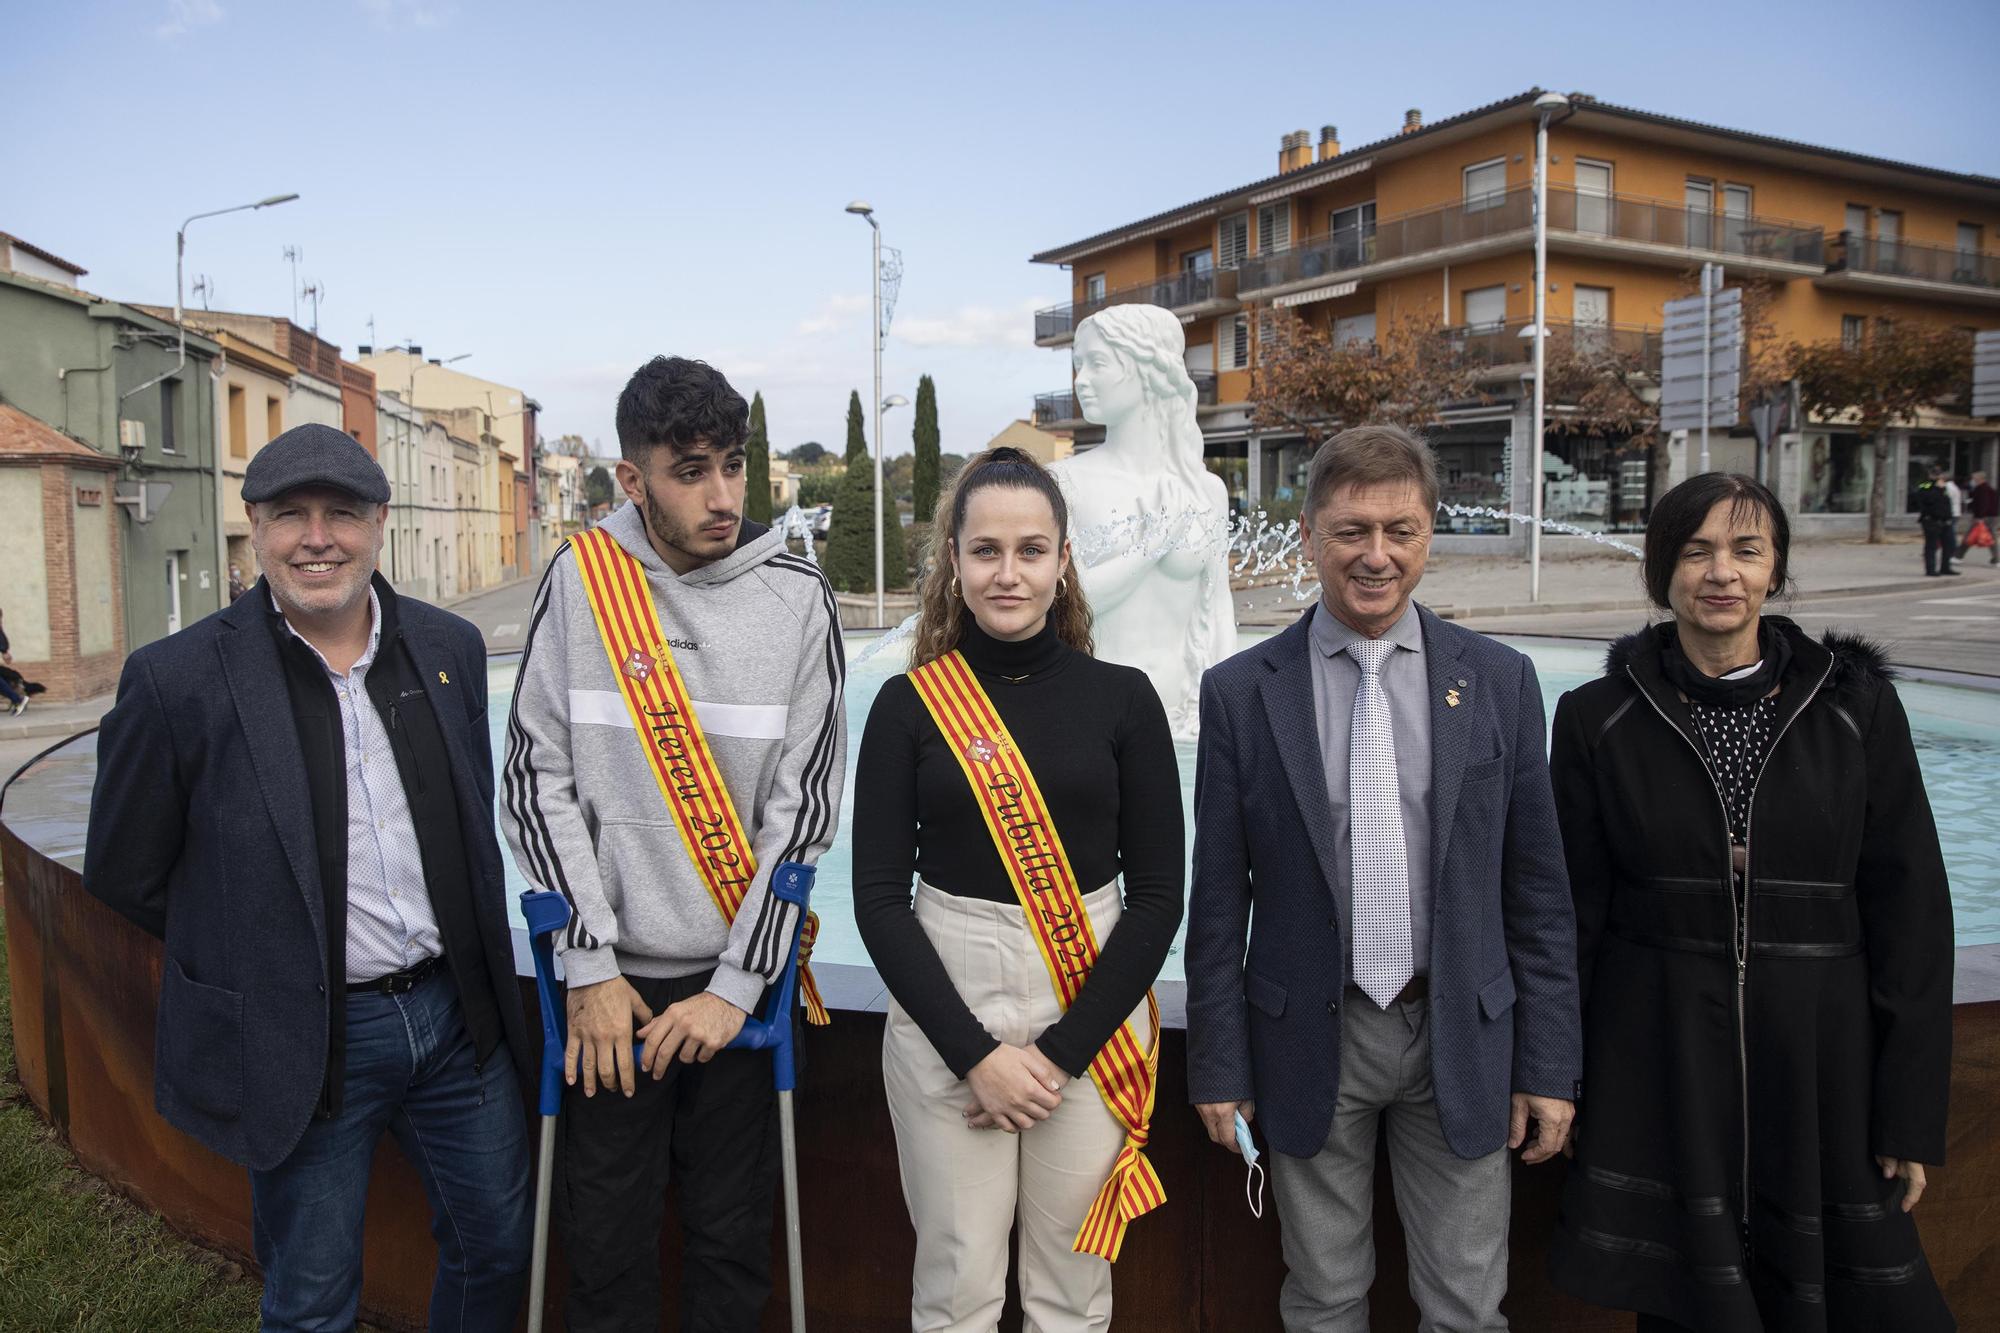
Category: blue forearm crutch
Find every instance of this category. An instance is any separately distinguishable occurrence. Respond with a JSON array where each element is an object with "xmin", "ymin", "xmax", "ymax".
[{"xmin": 520, "ymin": 862, "xmax": 815, "ymax": 1333}]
